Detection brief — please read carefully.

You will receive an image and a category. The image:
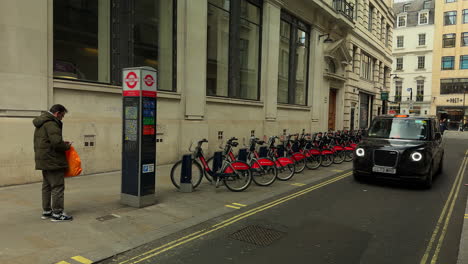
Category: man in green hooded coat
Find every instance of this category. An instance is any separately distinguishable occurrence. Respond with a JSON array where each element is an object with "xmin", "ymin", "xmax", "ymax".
[{"xmin": 33, "ymin": 104, "xmax": 73, "ymax": 222}]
